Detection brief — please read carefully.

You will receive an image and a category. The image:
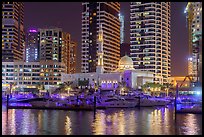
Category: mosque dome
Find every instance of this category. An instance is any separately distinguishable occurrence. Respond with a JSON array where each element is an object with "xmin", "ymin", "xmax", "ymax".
[
  {"xmin": 117, "ymin": 55, "xmax": 134, "ymax": 71},
  {"xmin": 119, "ymin": 55, "xmax": 134, "ymax": 66}
]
